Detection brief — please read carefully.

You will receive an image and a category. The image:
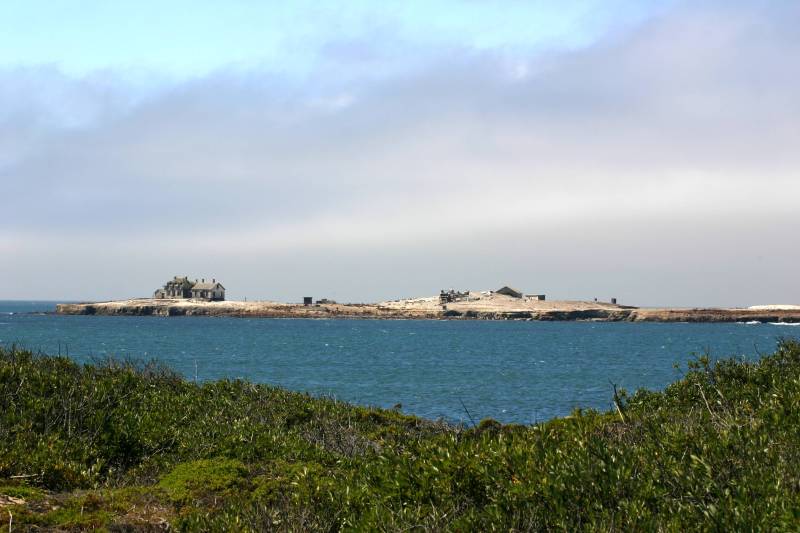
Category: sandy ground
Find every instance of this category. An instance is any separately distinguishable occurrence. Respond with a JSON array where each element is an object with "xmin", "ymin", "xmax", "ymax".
[{"xmin": 379, "ymin": 292, "xmax": 624, "ymax": 312}]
